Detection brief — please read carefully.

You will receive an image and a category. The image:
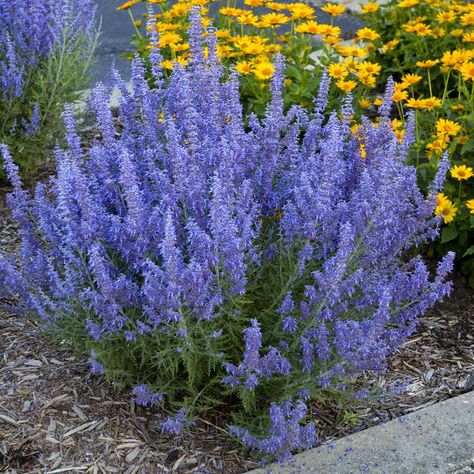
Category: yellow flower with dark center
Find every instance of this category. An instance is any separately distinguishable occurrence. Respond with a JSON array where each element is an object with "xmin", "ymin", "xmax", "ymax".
[
  {"xmin": 406, "ymin": 98, "xmax": 424, "ymax": 108},
  {"xmin": 336, "ymin": 79, "xmax": 357, "ymax": 92},
  {"xmin": 342, "ymin": 57, "xmax": 359, "ymax": 72},
  {"xmin": 323, "ymin": 35, "xmax": 341, "ymax": 45},
  {"xmin": 463, "ymin": 31, "xmax": 474, "ymax": 42},
  {"xmin": 317, "ymin": 24, "xmax": 341, "ymax": 37},
  {"xmin": 398, "ymin": 0, "xmax": 419, "ymax": 8},
  {"xmin": 241, "ymin": 42, "xmax": 265, "ymax": 55},
  {"xmin": 436, "ymin": 193, "xmax": 449, "ymax": 208},
  {"xmin": 431, "ymin": 27, "xmax": 446, "ymax": 38},
  {"xmin": 321, "ymin": 2, "xmax": 346, "ymax": 16},
  {"xmin": 435, "ymin": 199, "xmax": 457, "ymax": 223},
  {"xmin": 158, "ymin": 32, "xmax": 183, "ymax": 48},
  {"xmin": 395, "ymin": 81, "xmax": 409, "ymax": 91},
  {"xmin": 295, "ymin": 20, "xmax": 320, "ymax": 34},
  {"xmin": 358, "ymin": 61, "xmax": 381, "ymax": 75},
  {"xmin": 419, "ymin": 97, "xmax": 442, "ymax": 110},
  {"xmin": 451, "ymin": 164, "xmax": 474, "ymax": 180},
  {"xmin": 219, "ymin": 7, "xmax": 239, "ymax": 16},
  {"xmin": 426, "ymin": 139, "xmax": 448, "ymax": 158},
  {"xmin": 189, "ymin": 0, "xmax": 208, "ymax": 6},
  {"xmin": 337, "ymin": 45, "xmax": 367, "ymax": 58},
  {"xmin": 216, "ymin": 44, "xmax": 234, "ymax": 58},
  {"xmin": 288, "ymin": 3, "xmax": 315, "ymax": 20},
  {"xmin": 259, "ymin": 12, "xmax": 290, "ymax": 27},
  {"xmin": 236, "ymin": 13, "xmax": 260, "ymax": 26},
  {"xmin": 436, "ymin": 119, "xmax": 461, "ymax": 137},
  {"xmin": 416, "ymin": 59, "xmax": 440, "ymax": 68},
  {"xmin": 358, "ymin": 71, "xmax": 376, "ymax": 88},
  {"xmin": 392, "ymin": 90, "xmax": 408, "ymax": 102},
  {"xmin": 356, "ymin": 27, "xmax": 380, "ymax": 41},
  {"xmin": 266, "ymin": 1, "xmax": 287, "ymax": 11},
  {"xmin": 244, "ymin": 0, "xmax": 265, "ymax": 6},
  {"xmin": 401, "ymin": 73, "xmax": 422, "ymax": 86},
  {"xmin": 442, "ymin": 49, "xmax": 474, "ymax": 68},
  {"xmin": 235, "ymin": 61, "xmax": 253, "ymax": 74},
  {"xmin": 328, "ymin": 62, "xmax": 348, "ymax": 80},
  {"xmin": 391, "ymin": 119, "xmax": 404, "ymax": 130},
  {"xmin": 412, "ymin": 23, "xmax": 433, "ymax": 36},
  {"xmin": 266, "ymin": 44, "xmax": 283, "ymax": 53},
  {"xmin": 154, "ymin": 23, "xmax": 180, "ymax": 33},
  {"xmin": 436, "ymin": 11, "xmax": 456, "ymax": 23},
  {"xmin": 452, "ymin": 28, "xmax": 465, "ymax": 37},
  {"xmin": 160, "ymin": 57, "xmax": 188, "ymax": 70},
  {"xmin": 361, "ymin": 2, "xmax": 379, "ymax": 13},
  {"xmin": 460, "ymin": 62, "xmax": 474, "ymax": 80},
  {"xmin": 253, "ymin": 62, "xmax": 275, "ymax": 80},
  {"xmin": 380, "ymin": 39, "xmax": 399, "ymax": 53},
  {"xmin": 166, "ymin": 3, "xmax": 191, "ymax": 18},
  {"xmin": 461, "ymin": 12, "xmax": 474, "ymax": 26},
  {"xmin": 170, "ymin": 42, "xmax": 190, "ymax": 53},
  {"xmin": 441, "ymin": 51, "xmax": 458, "ymax": 68},
  {"xmin": 466, "ymin": 199, "xmax": 474, "ymax": 214},
  {"xmin": 215, "ymin": 29, "xmax": 231, "ymax": 39},
  {"xmin": 402, "ymin": 23, "xmax": 417, "ymax": 33}
]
